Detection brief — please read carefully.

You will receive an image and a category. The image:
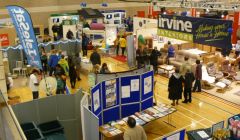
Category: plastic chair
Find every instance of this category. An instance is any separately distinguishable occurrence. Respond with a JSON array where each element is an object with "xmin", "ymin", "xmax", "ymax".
[{"xmin": 13, "ymin": 61, "xmax": 23, "ymax": 76}]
